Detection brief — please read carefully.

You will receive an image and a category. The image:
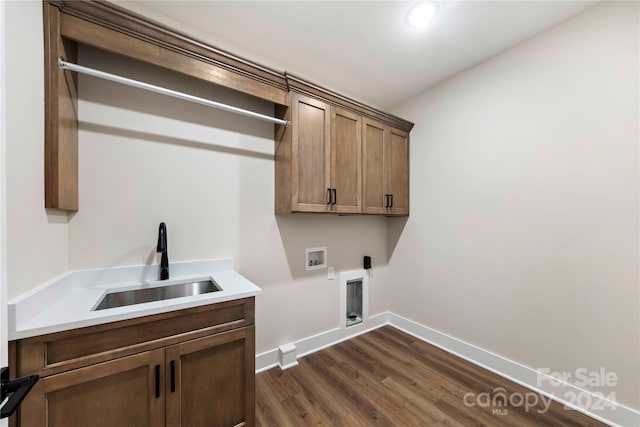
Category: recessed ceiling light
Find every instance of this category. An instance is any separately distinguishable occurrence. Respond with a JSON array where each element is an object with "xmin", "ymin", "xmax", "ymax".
[{"xmin": 406, "ymin": 2, "xmax": 439, "ymax": 29}]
